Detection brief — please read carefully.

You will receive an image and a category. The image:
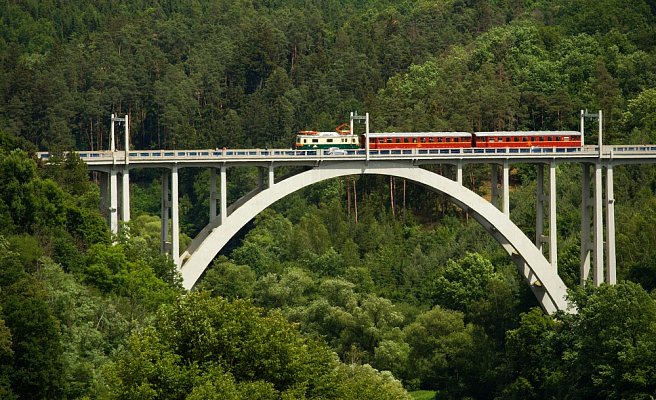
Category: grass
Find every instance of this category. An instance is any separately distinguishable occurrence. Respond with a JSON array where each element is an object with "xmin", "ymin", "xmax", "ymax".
[{"xmin": 409, "ymin": 390, "xmax": 436, "ymax": 400}]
